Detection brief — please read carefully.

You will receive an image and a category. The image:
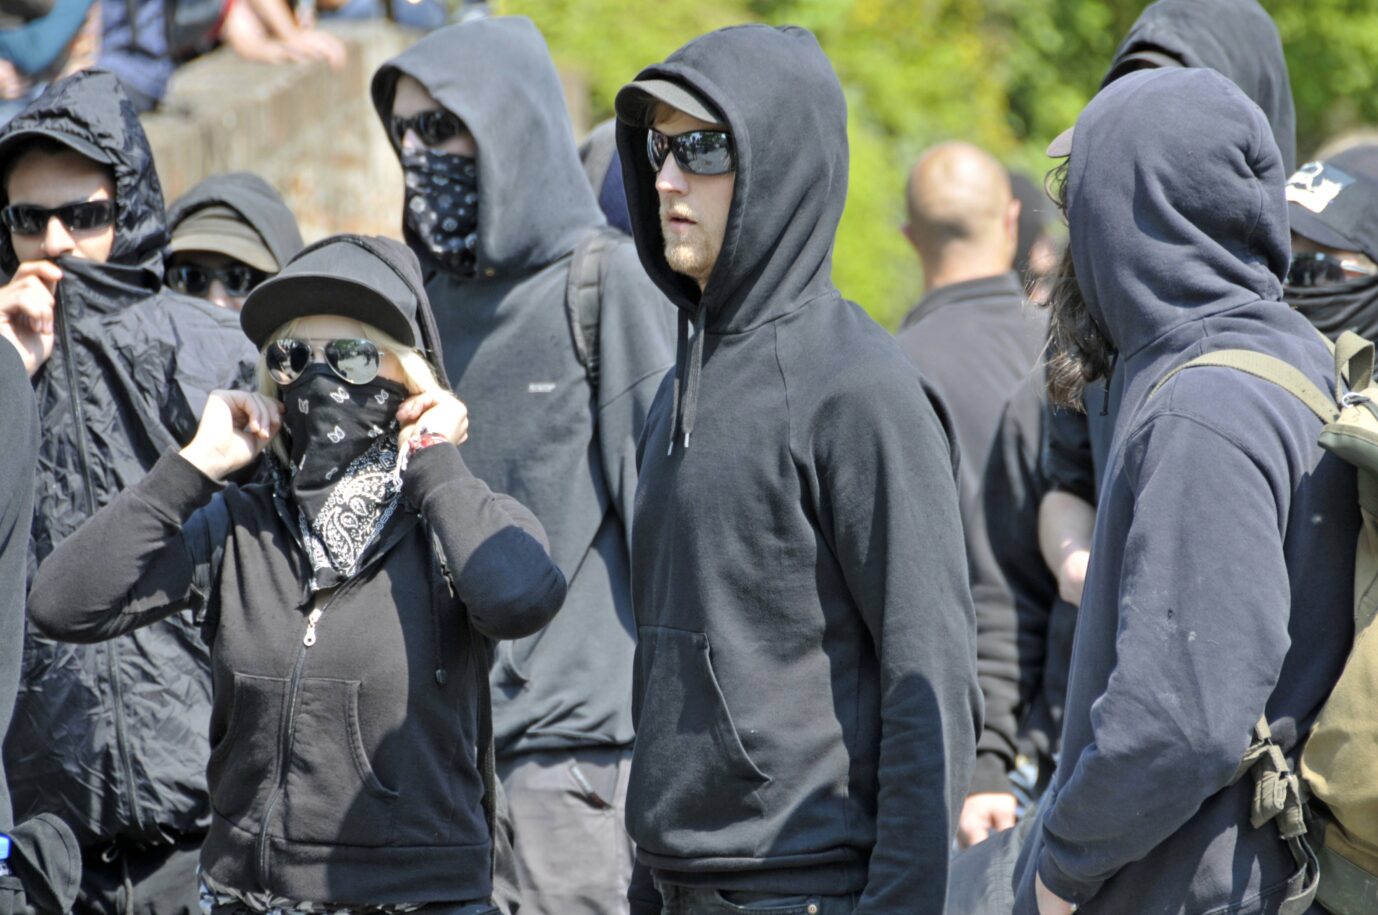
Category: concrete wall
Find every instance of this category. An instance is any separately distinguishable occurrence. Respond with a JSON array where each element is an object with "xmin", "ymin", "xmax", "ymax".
[{"xmin": 141, "ymin": 21, "xmax": 590, "ymax": 245}]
